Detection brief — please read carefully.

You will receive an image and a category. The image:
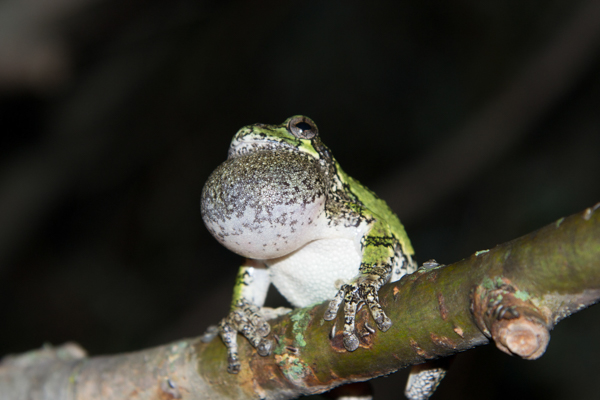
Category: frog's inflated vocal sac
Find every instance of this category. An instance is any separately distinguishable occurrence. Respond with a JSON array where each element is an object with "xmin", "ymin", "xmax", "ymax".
[{"xmin": 201, "ymin": 116, "xmax": 445, "ymax": 399}]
